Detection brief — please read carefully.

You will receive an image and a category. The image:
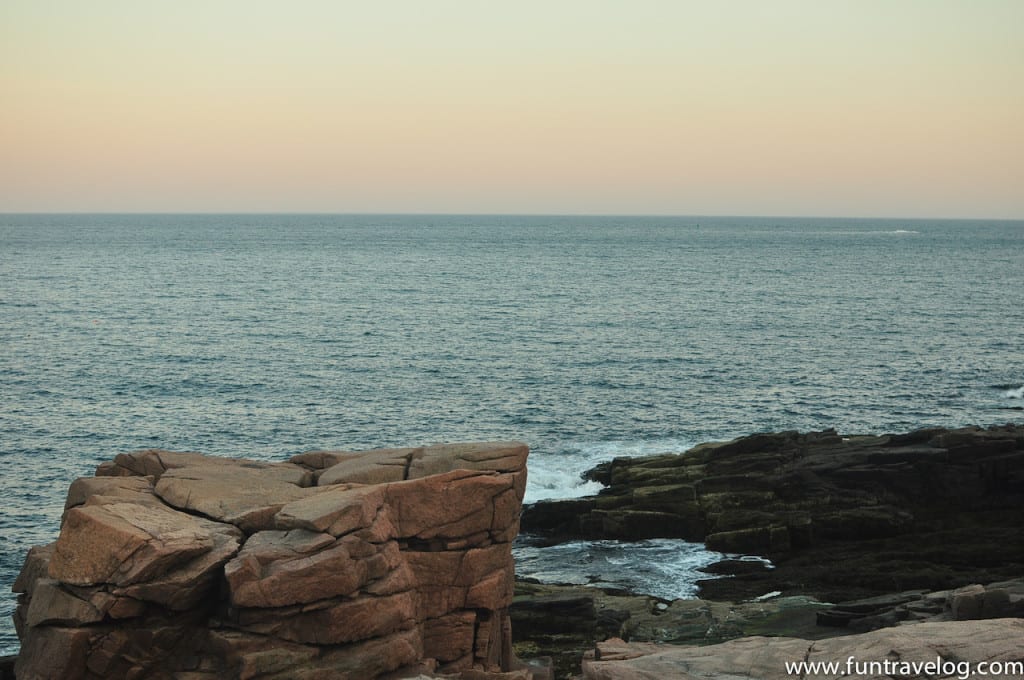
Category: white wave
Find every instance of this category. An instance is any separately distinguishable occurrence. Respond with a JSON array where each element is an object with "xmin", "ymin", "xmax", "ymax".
[
  {"xmin": 1003, "ymin": 385, "xmax": 1024, "ymax": 399},
  {"xmin": 524, "ymin": 438, "xmax": 694, "ymax": 503},
  {"xmin": 751, "ymin": 590, "xmax": 783, "ymax": 602},
  {"xmin": 524, "ymin": 470, "xmax": 604, "ymax": 503},
  {"xmin": 513, "ymin": 538, "xmax": 773, "ymax": 601},
  {"xmin": 807, "ymin": 229, "xmax": 921, "ymax": 236}
]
